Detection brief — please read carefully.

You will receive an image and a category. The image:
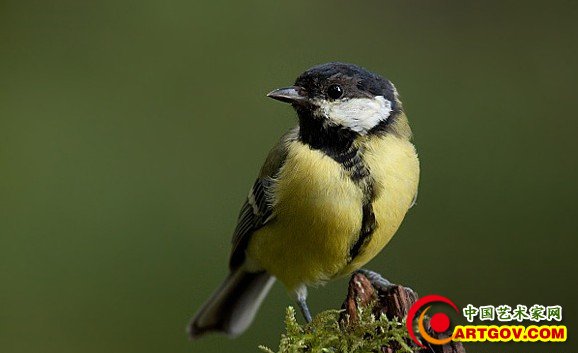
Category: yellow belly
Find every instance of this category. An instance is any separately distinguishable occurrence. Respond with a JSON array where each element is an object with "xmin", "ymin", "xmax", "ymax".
[{"xmin": 247, "ymin": 136, "xmax": 419, "ymax": 291}]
